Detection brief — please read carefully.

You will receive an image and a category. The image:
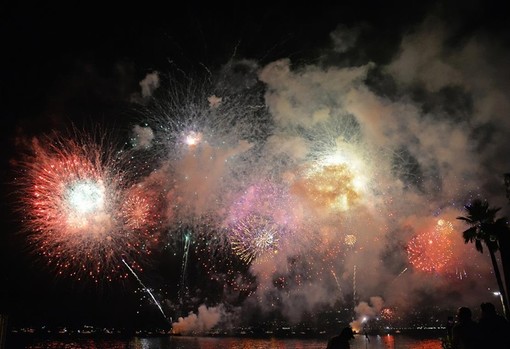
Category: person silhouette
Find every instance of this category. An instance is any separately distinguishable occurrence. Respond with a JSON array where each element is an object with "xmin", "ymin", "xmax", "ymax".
[
  {"xmin": 478, "ymin": 302, "xmax": 510, "ymax": 348},
  {"xmin": 451, "ymin": 306, "xmax": 482, "ymax": 349},
  {"xmin": 326, "ymin": 326, "xmax": 355, "ymax": 349}
]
